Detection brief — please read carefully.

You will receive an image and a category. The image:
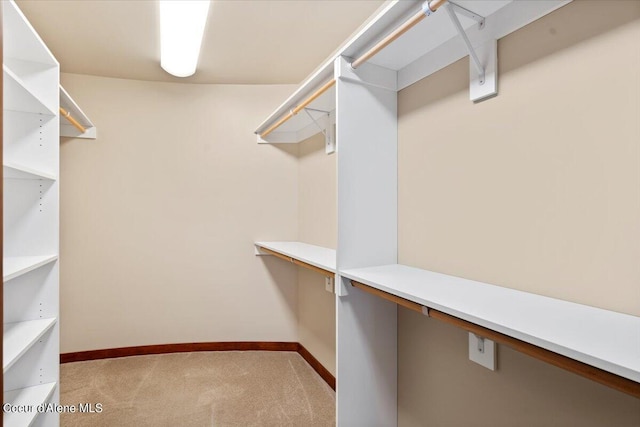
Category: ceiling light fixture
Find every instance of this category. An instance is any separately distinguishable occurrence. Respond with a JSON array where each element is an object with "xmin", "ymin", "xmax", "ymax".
[{"xmin": 159, "ymin": 0, "xmax": 210, "ymax": 78}]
